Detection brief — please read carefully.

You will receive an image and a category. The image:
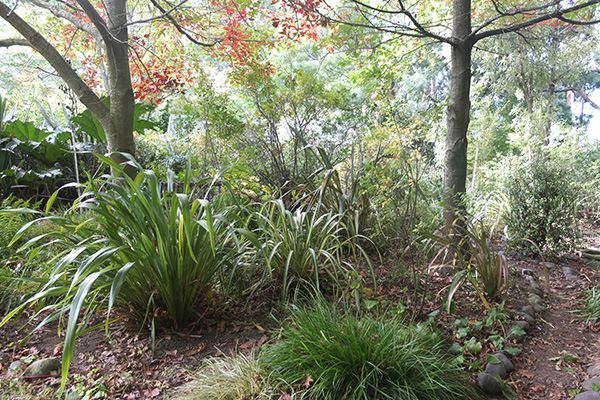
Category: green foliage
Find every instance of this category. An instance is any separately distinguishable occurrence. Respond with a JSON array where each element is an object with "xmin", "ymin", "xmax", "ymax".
[
  {"xmin": 1, "ymin": 155, "xmax": 244, "ymax": 394},
  {"xmin": 172, "ymin": 353, "xmax": 274, "ymax": 400},
  {"xmin": 248, "ymin": 199, "xmax": 356, "ymax": 300},
  {"xmin": 261, "ymin": 301, "xmax": 479, "ymax": 400},
  {"xmin": 70, "ymin": 99, "xmax": 157, "ymax": 144},
  {"xmin": 430, "ymin": 217, "xmax": 509, "ymax": 311},
  {"xmin": 506, "ymin": 156, "xmax": 579, "ymax": 254},
  {"xmin": 581, "ymin": 285, "xmax": 600, "ymax": 324}
]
